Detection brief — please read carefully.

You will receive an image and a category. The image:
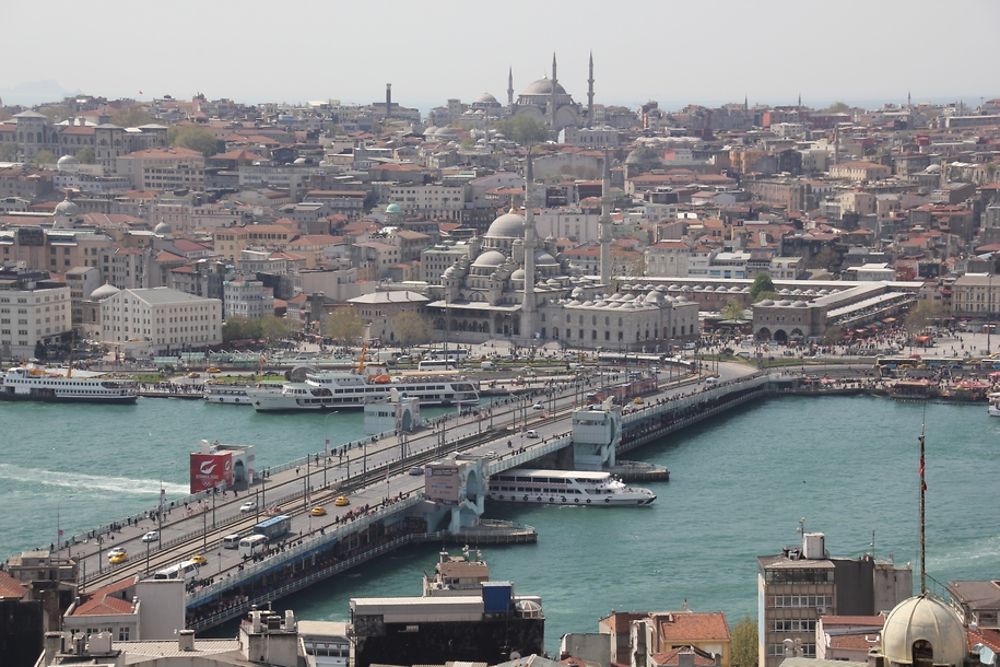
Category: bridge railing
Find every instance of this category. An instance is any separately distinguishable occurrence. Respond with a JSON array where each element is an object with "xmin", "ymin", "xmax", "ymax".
[{"xmin": 187, "ymin": 493, "xmax": 424, "ymax": 606}]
